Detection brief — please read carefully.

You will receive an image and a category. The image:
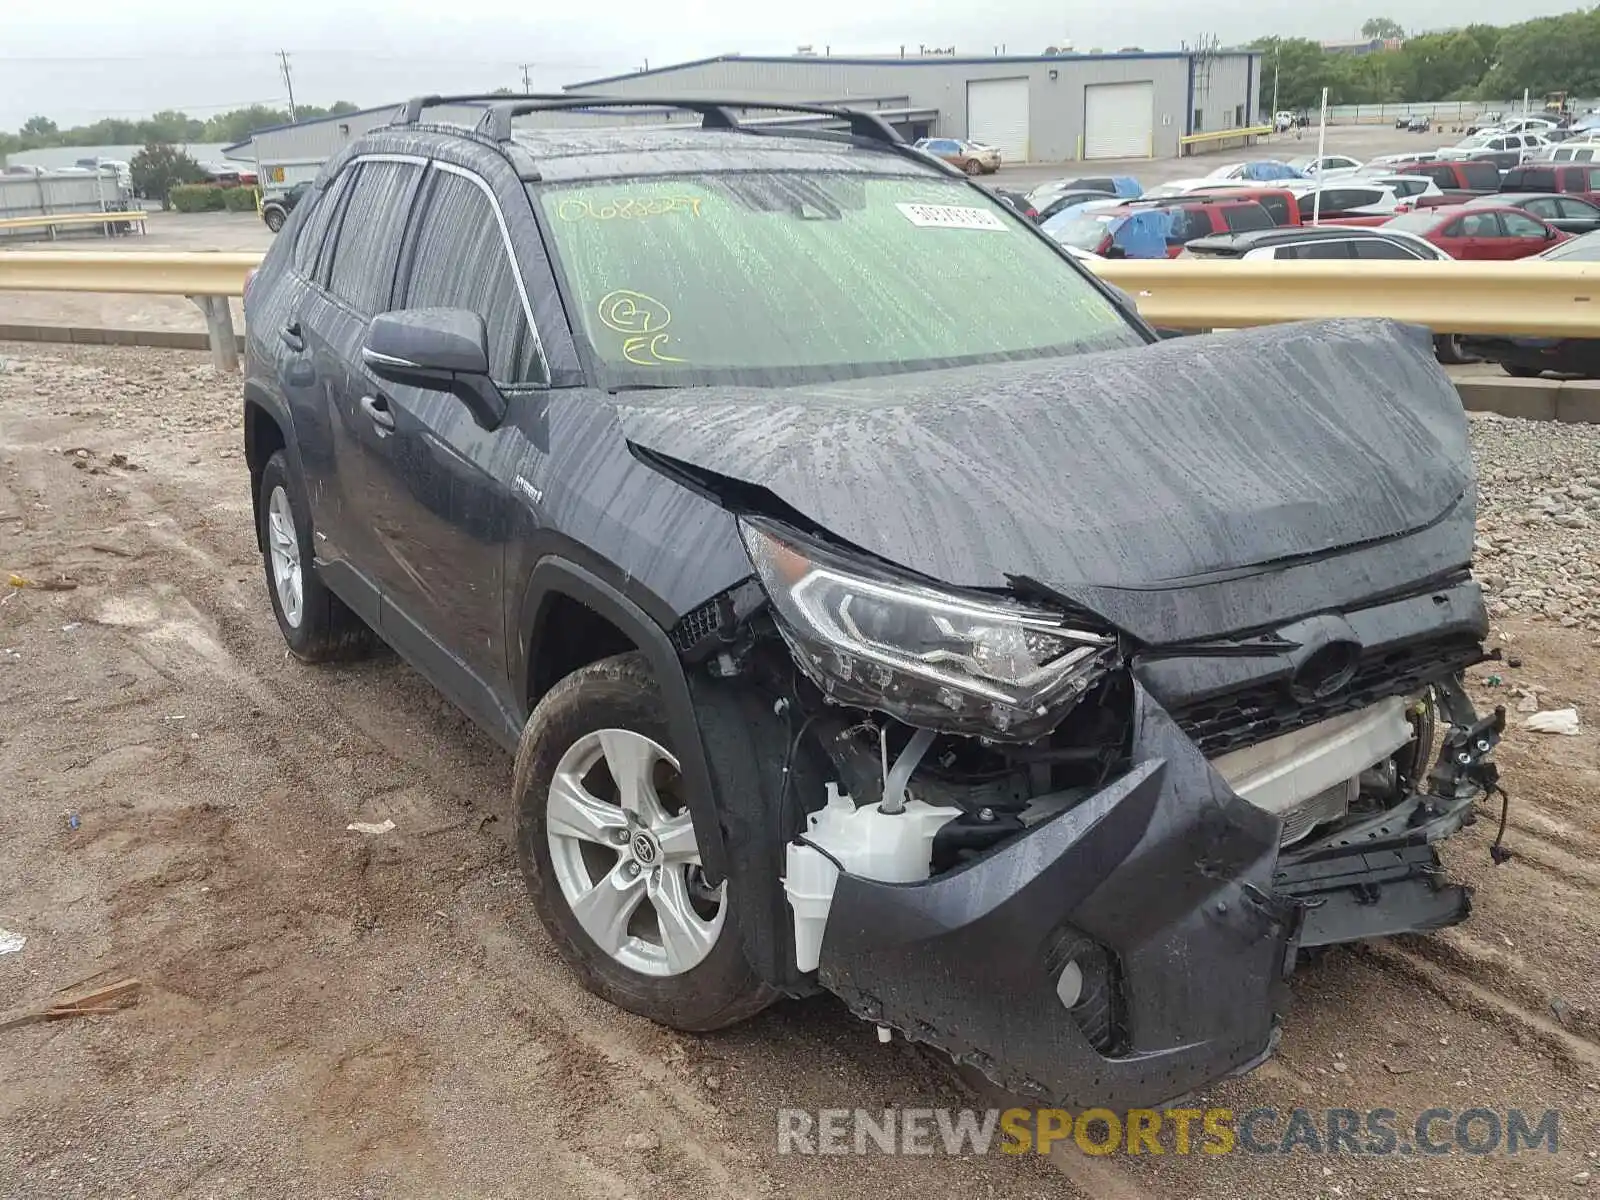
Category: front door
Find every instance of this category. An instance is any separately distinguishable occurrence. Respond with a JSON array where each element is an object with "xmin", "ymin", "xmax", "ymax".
[{"xmin": 357, "ymin": 163, "xmax": 547, "ymax": 729}]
